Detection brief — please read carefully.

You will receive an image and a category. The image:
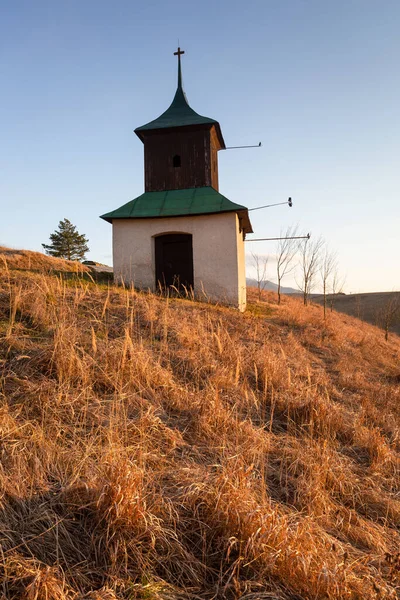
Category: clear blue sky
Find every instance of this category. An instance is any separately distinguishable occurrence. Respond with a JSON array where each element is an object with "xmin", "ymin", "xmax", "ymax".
[{"xmin": 1, "ymin": 0, "xmax": 399, "ymax": 292}]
